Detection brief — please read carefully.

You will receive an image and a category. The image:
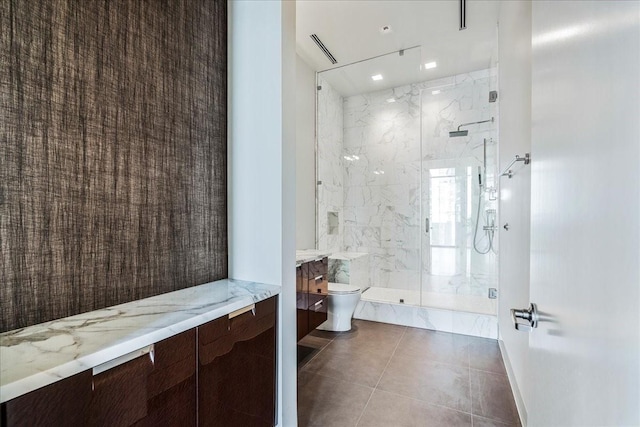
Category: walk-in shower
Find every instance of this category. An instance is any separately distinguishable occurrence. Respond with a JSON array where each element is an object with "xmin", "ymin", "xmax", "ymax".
[{"xmin": 315, "ymin": 44, "xmax": 499, "ymax": 337}]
